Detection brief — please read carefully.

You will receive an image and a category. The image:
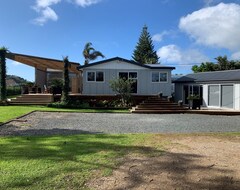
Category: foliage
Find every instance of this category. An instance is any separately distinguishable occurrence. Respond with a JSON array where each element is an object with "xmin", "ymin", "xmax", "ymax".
[
  {"xmin": 192, "ymin": 56, "xmax": 240, "ymax": 73},
  {"xmin": 109, "ymin": 78, "xmax": 133, "ymax": 107},
  {"xmin": 49, "ymin": 78, "xmax": 63, "ymax": 95},
  {"xmin": 83, "ymin": 42, "xmax": 105, "ymax": 65},
  {"xmin": 6, "ymin": 75, "xmax": 30, "ymax": 85},
  {"xmin": 48, "ymin": 100, "xmax": 90, "ymax": 109},
  {"xmin": 0, "ymin": 47, "xmax": 8, "ymax": 101},
  {"xmin": 132, "ymin": 25, "xmax": 159, "ymax": 64},
  {"xmin": 6, "ymin": 86, "xmax": 21, "ymax": 96},
  {"xmin": 61, "ymin": 56, "xmax": 70, "ymax": 103},
  {"xmin": 187, "ymin": 94, "xmax": 201, "ymax": 100}
]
